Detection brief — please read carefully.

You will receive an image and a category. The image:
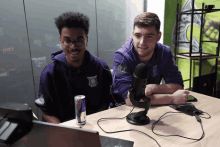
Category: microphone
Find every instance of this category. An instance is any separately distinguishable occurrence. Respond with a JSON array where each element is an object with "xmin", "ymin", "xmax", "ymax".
[
  {"xmin": 130, "ymin": 63, "xmax": 148, "ymax": 101},
  {"xmin": 126, "ymin": 63, "xmax": 151, "ymax": 125}
]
